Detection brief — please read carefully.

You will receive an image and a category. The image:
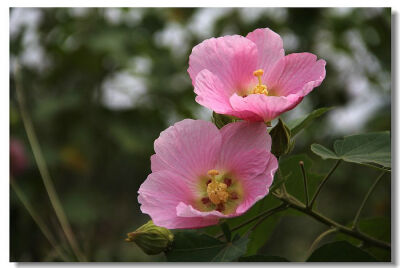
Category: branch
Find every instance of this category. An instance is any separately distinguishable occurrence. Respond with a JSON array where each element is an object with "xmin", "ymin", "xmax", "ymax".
[{"xmin": 273, "ymin": 191, "xmax": 390, "ymax": 250}]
